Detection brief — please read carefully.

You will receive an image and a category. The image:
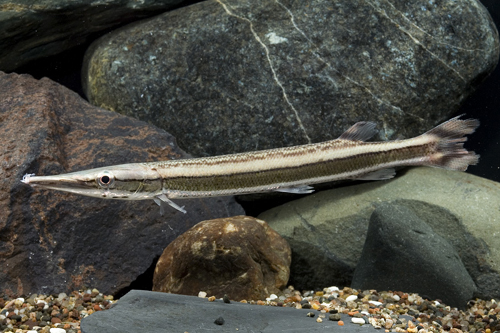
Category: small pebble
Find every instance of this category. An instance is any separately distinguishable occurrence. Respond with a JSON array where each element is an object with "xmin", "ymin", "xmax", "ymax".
[
  {"xmin": 345, "ymin": 295, "xmax": 358, "ymax": 302},
  {"xmin": 214, "ymin": 316, "xmax": 225, "ymax": 325},
  {"xmin": 50, "ymin": 328, "xmax": 67, "ymax": 333},
  {"xmin": 329, "ymin": 313, "xmax": 341, "ymax": 321},
  {"xmin": 197, "ymin": 291, "xmax": 207, "ymax": 298},
  {"xmin": 351, "ymin": 317, "xmax": 365, "ymax": 324},
  {"xmin": 306, "ymin": 312, "xmax": 315, "ymax": 317}
]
